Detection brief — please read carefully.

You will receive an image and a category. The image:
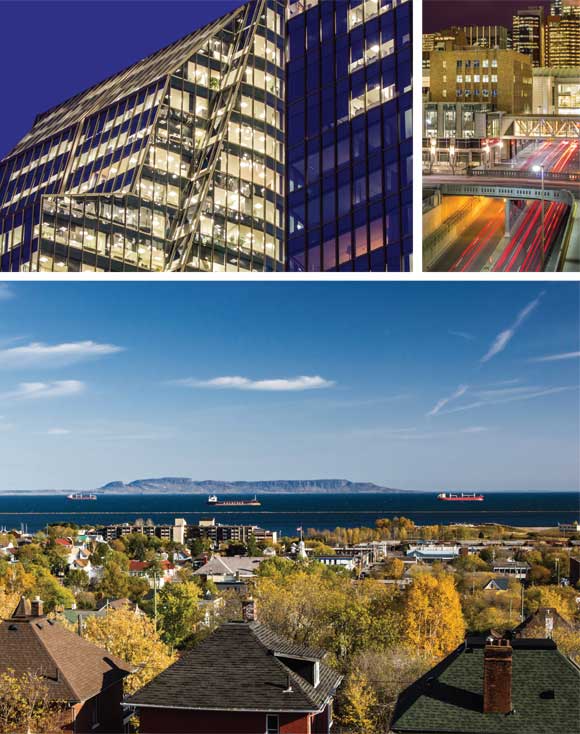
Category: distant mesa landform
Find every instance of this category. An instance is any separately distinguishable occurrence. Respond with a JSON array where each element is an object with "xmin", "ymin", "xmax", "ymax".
[{"xmin": 3, "ymin": 478, "xmax": 408, "ymax": 495}]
